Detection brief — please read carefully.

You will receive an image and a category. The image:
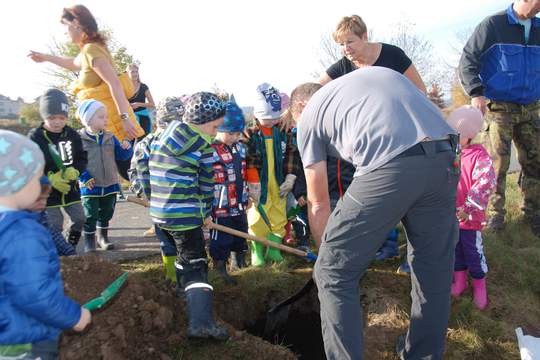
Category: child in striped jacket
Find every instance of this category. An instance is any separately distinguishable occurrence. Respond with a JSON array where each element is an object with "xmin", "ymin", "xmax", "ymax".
[{"xmin": 149, "ymin": 92, "xmax": 228, "ymax": 340}]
